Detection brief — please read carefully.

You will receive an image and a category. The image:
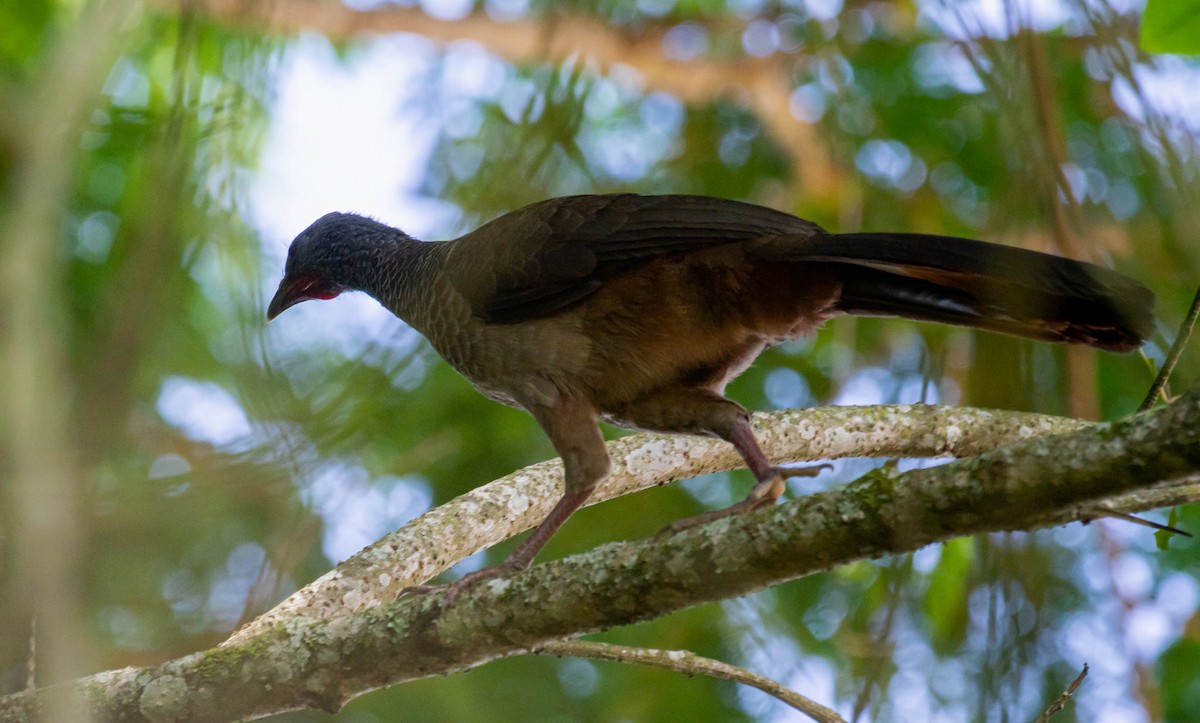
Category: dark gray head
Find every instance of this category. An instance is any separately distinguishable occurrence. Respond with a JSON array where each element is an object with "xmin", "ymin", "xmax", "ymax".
[{"xmin": 267, "ymin": 212, "xmax": 406, "ymax": 320}]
